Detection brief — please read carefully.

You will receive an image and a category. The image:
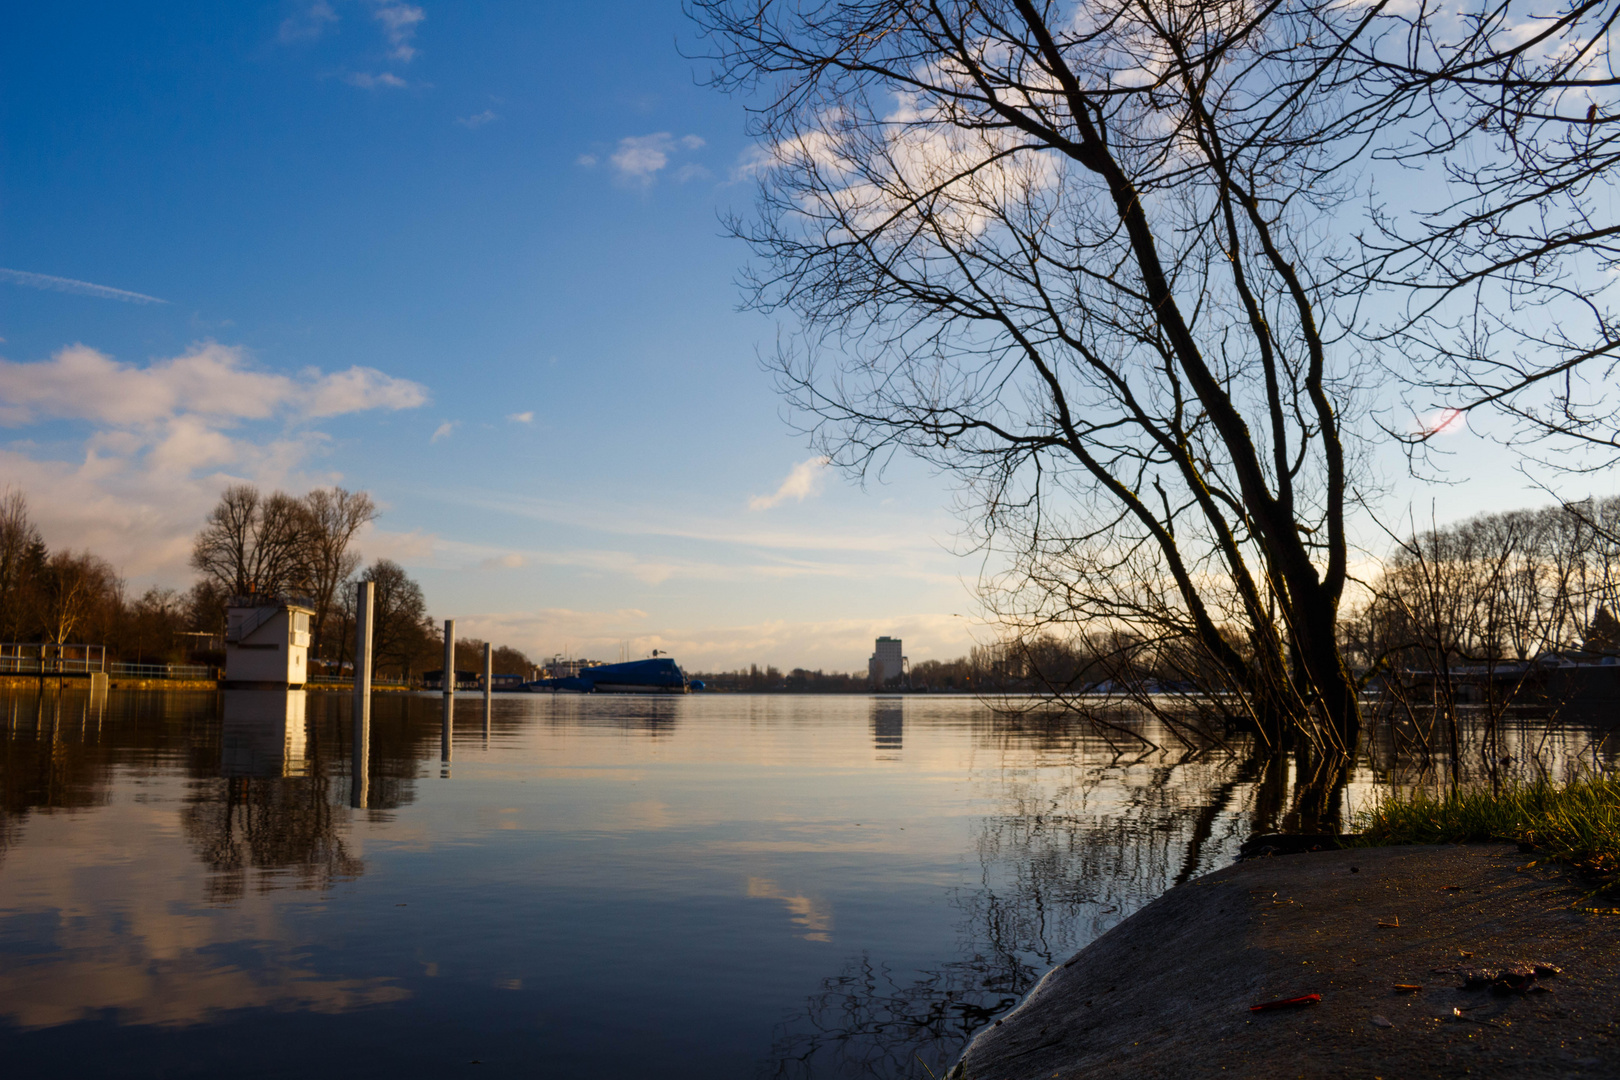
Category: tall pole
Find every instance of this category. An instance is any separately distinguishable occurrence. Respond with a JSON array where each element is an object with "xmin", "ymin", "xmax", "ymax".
[
  {"xmin": 443, "ymin": 618, "xmax": 456, "ymax": 696},
  {"xmin": 352, "ymin": 580, "xmax": 374, "ymax": 809},
  {"xmin": 482, "ymin": 641, "xmax": 493, "ymax": 743}
]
